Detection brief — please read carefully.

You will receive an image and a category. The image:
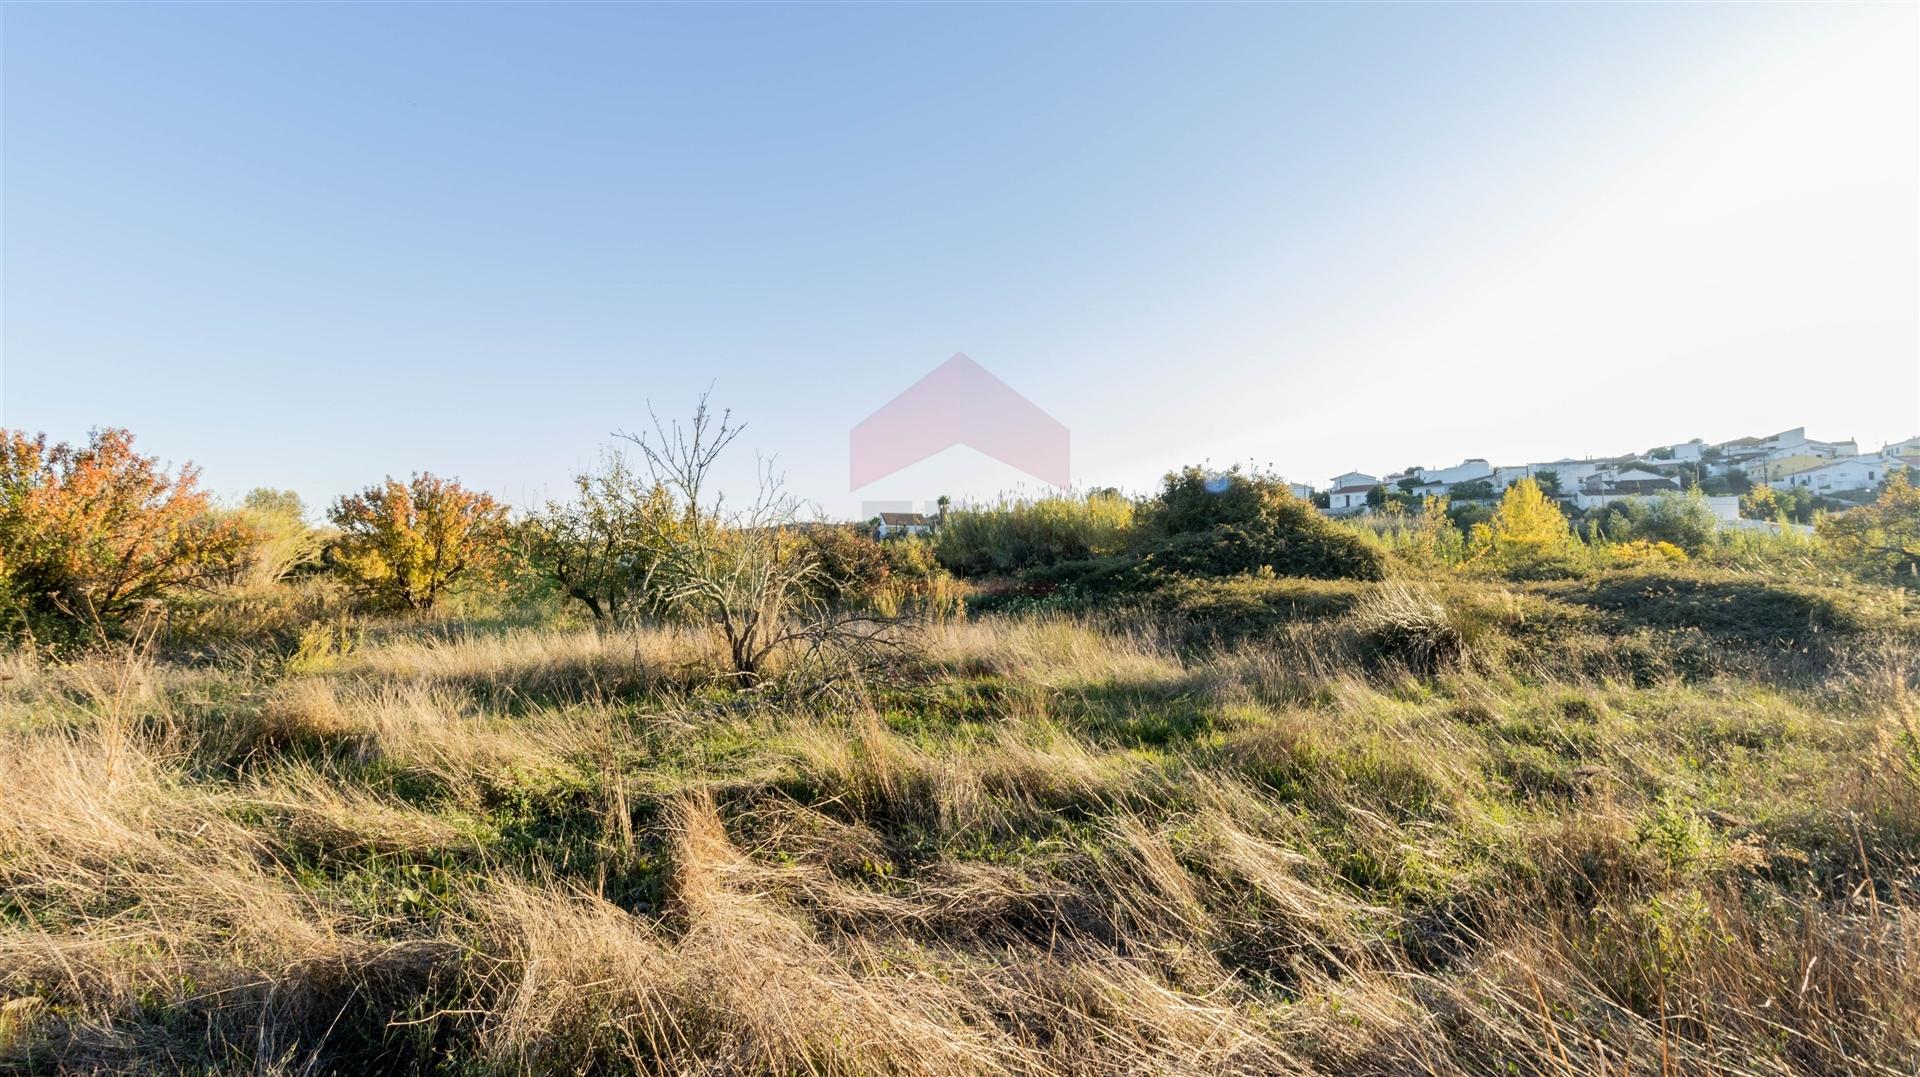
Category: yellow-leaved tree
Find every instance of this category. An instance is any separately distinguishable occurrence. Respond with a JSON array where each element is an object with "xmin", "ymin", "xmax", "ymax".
[
  {"xmin": 327, "ymin": 474, "xmax": 508, "ymax": 611},
  {"xmin": 1818, "ymin": 469, "xmax": 1920, "ymax": 585},
  {"xmin": 1471, "ymin": 478, "xmax": 1575, "ymax": 574}
]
